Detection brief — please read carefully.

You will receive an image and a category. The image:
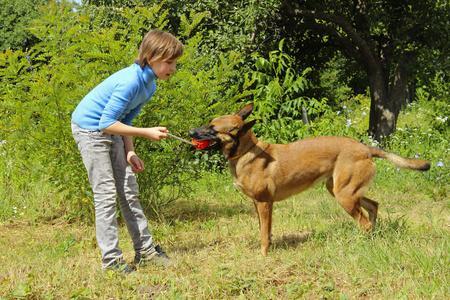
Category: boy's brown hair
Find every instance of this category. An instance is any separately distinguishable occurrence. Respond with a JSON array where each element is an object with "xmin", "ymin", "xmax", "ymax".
[{"xmin": 137, "ymin": 29, "xmax": 183, "ymax": 68}]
